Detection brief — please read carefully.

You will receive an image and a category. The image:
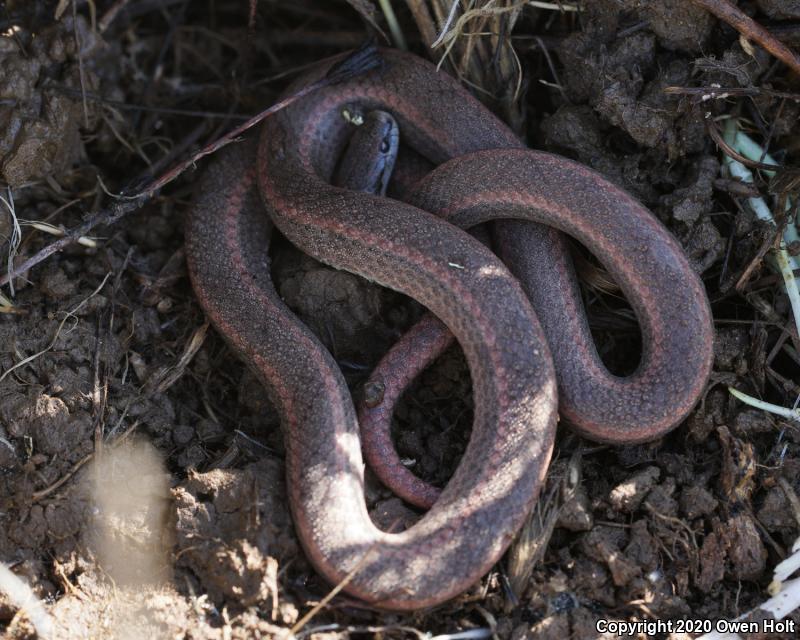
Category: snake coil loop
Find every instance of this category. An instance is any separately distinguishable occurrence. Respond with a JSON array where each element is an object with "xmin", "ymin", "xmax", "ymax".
[{"xmin": 187, "ymin": 49, "xmax": 713, "ymax": 610}]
